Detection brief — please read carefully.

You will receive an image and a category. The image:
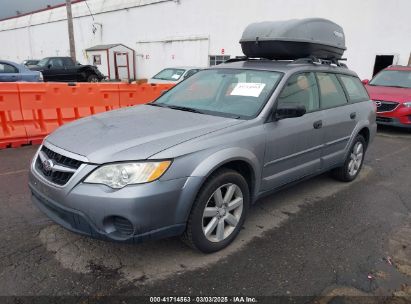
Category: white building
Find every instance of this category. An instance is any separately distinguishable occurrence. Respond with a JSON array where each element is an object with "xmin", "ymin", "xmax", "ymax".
[{"xmin": 0, "ymin": 0, "xmax": 410, "ymax": 80}]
